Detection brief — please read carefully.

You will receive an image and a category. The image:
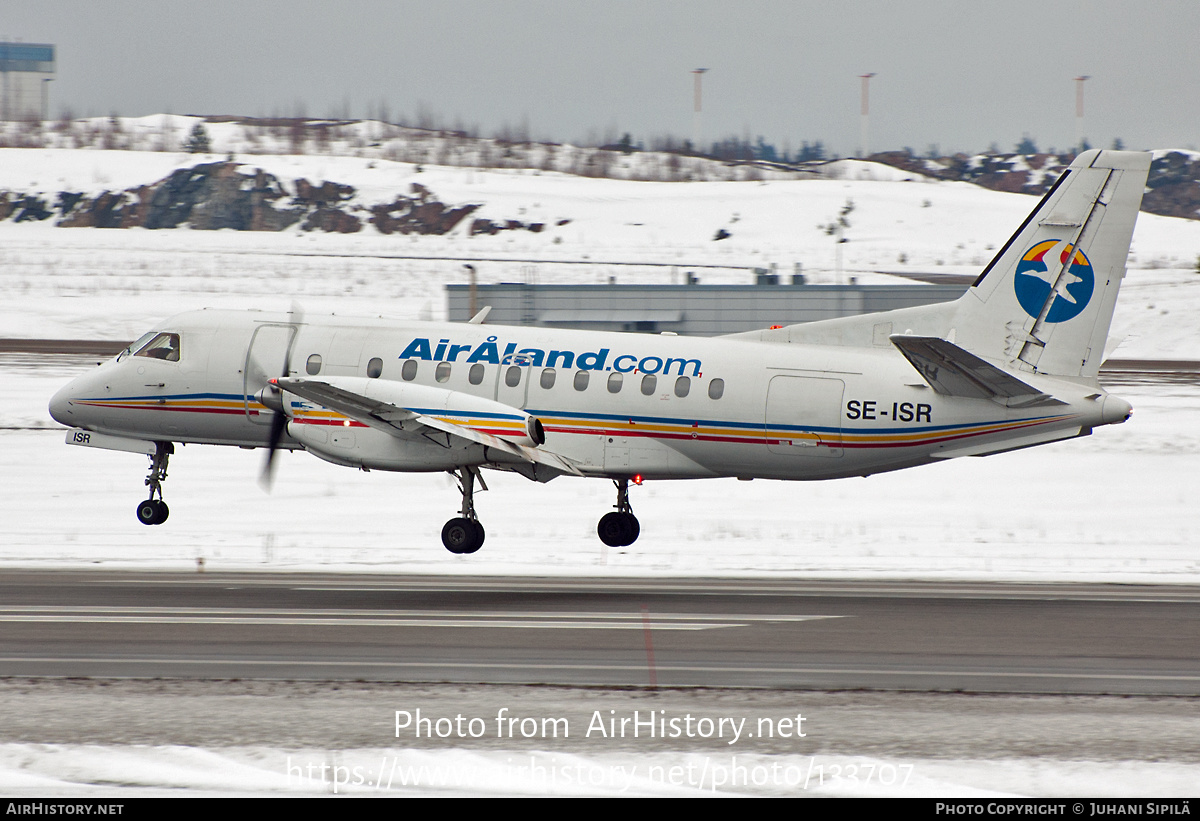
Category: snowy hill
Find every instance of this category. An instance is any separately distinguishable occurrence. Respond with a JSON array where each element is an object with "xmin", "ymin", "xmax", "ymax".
[
  {"xmin": 0, "ymin": 113, "xmax": 811, "ymax": 183},
  {"xmin": 0, "ymin": 143, "xmax": 1197, "ymax": 361}
]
